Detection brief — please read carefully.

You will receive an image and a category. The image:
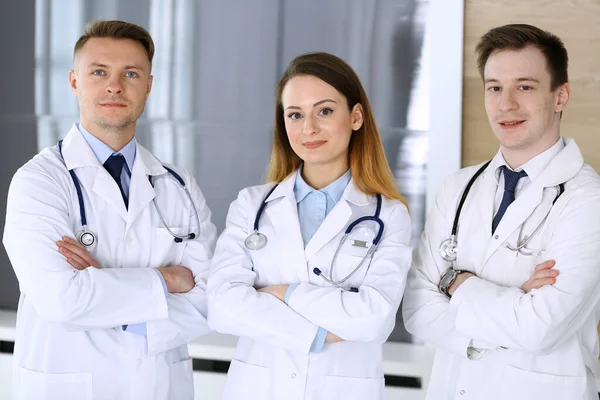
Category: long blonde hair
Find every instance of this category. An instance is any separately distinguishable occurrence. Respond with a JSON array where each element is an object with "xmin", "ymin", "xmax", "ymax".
[{"xmin": 267, "ymin": 52, "xmax": 407, "ymax": 205}]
